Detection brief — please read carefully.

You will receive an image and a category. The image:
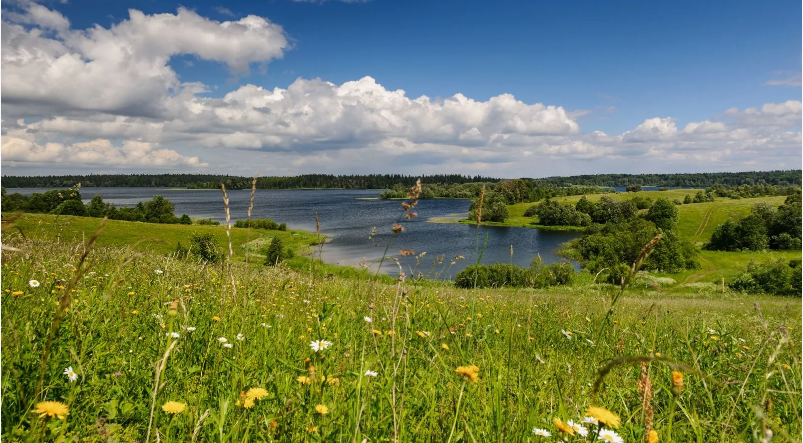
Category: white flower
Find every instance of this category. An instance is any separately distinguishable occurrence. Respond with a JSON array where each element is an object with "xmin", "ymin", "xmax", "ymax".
[
  {"xmin": 536, "ymin": 354, "xmax": 545, "ymax": 364},
  {"xmin": 29, "ymin": 280, "xmax": 40, "ymax": 288},
  {"xmin": 154, "ymin": 269, "xmax": 164, "ymax": 275},
  {"xmin": 561, "ymin": 329, "xmax": 572, "ymax": 340},
  {"xmin": 276, "ymin": 314, "xmax": 285, "ymax": 318},
  {"xmin": 186, "ymin": 327, "xmax": 196, "ymax": 332},
  {"xmin": 532, "ymin": 428, "xmax": 551, "ymax": 437},
  {"xmin": 582, "ymin": 416, "xmax": 599, "ymax": 425},
  {"xmin": 567, "ymin": 420, "xmax": 588, "ymax": 437},
  {"xmin": 364, "ymin": 370, "xmax": 378, "ymax": 377},
  {"xmin": 223, "ymin": 343, "xmax": 233, "ymax": 349},
  {"xmin": 236, "ymin": 333, "xmax": 245, "ymax": 341},
  {"xmin": 586, "ymin": 339, "xmax": 595, "ymax": 345},
  {"xmin": 166, "ymin": 332, "xmax": 180, "ymax": 339},
  {"xmin": 261, "ymin": 323, "xmax": 271, "ymax": 328},
  {"xmin": 597, "ymin": 429, "xmax": 624, "ymax": 443},
  {"xmin": 363, "ymin": 316, "xmax": 372, "ymax": 323},
  {"xmin": 63, "ymin": 366, "xmax": 77, "ymax": 382},
  {"xmin": 217, "ymin": 337, "xmax": 228, "ymax": 343},
  {"xmin": 310, "ymin": 340, "xmax": 333, "ymax": 352}
]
